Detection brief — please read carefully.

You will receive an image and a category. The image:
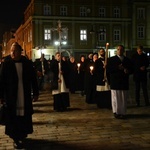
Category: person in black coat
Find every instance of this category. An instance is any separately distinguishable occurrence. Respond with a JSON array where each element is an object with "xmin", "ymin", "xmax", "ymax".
[
  {"xmin": 131, "ymin": 45, "xmax": 150, "ymax": 106},
  {"xmin": 84, "ymin": 53, "xmax": 98, "ymax": 104},
  {"xmin": 94, "ymin": 48, "xmax": 111, "ymax": 109},
  {"xmin": 107, "ymin": 45, "xmax": 133, "ymax": 119},
  {"xmin": 76, "ymin": 55, "xmax": 86, "ymax": 96},
  {"xmin": 34, "ymin": 53, "xmax": 49, "ymax": 91},
  {"xmin": 68, "ymin": 56, "xmax": 78, "ymax": 93},
  {"xmin": 0, "ymin": 42, "xmax": 39, "ymax": 149},
  {"xmin": 50, "ymin": 52, "xmax": 70, "ymax": 112}
]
